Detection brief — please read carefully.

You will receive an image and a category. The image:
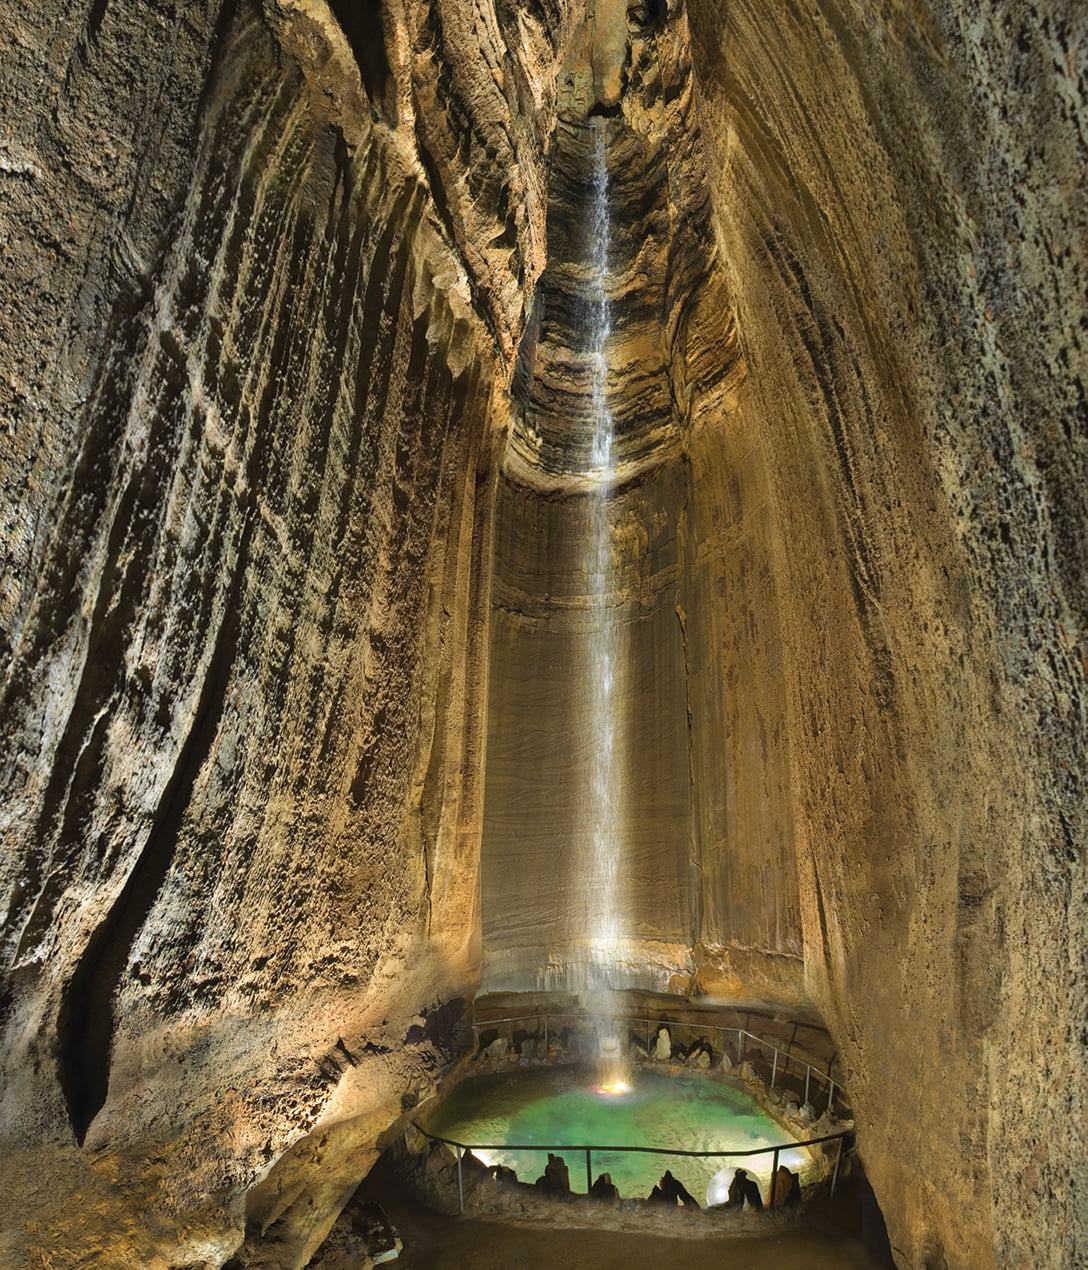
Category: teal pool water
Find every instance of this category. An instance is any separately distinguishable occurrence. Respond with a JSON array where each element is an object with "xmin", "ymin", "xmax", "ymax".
[{"xmin": 423, "ymin": 1068, "xmax": 812, "ymax": 1202}]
